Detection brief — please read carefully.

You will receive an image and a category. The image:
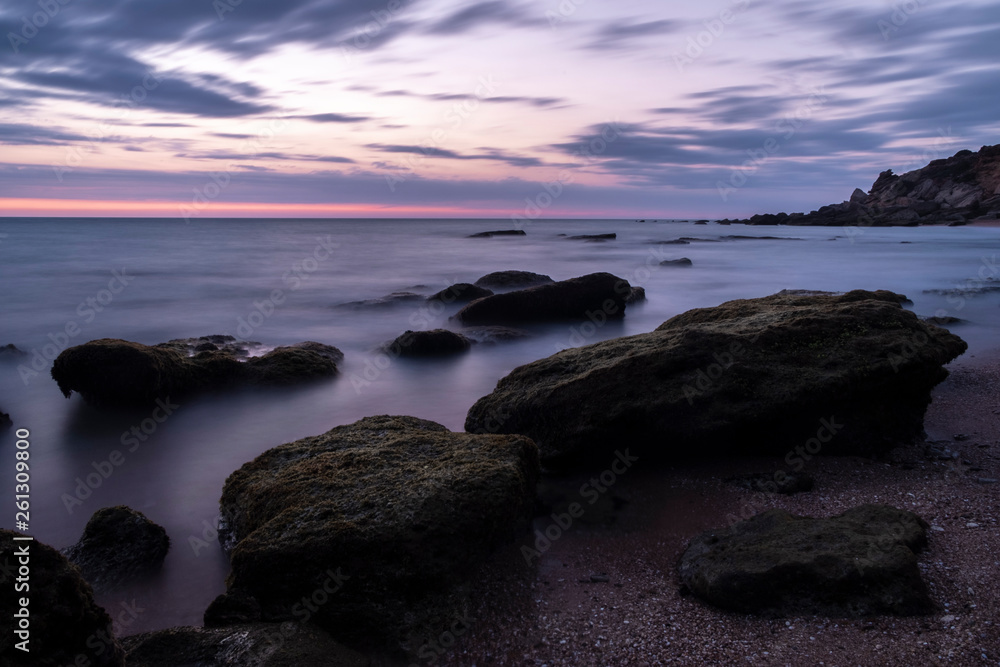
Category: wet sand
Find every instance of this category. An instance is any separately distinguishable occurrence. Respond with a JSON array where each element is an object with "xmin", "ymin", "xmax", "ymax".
[{"xmin": 431, "ymin": 350, "xmax": 1000, "ymax": 666}]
